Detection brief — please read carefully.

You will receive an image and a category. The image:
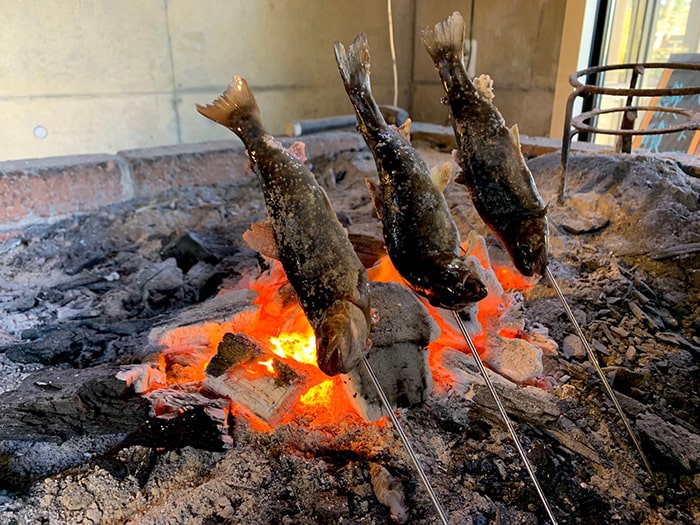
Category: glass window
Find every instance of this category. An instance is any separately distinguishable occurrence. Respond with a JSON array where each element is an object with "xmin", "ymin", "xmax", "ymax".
[{"xmin": 591, "ymin": 0, "xmax": 699, "ymax": 148}]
